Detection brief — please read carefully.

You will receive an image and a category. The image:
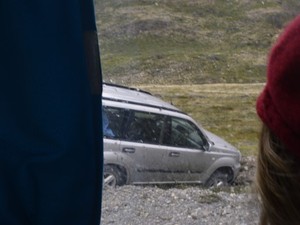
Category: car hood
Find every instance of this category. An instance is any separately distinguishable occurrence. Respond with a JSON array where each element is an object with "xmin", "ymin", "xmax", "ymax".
[{"xmin": 203, "ymin": 129, "xmax": 240, "ymax": 154}]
